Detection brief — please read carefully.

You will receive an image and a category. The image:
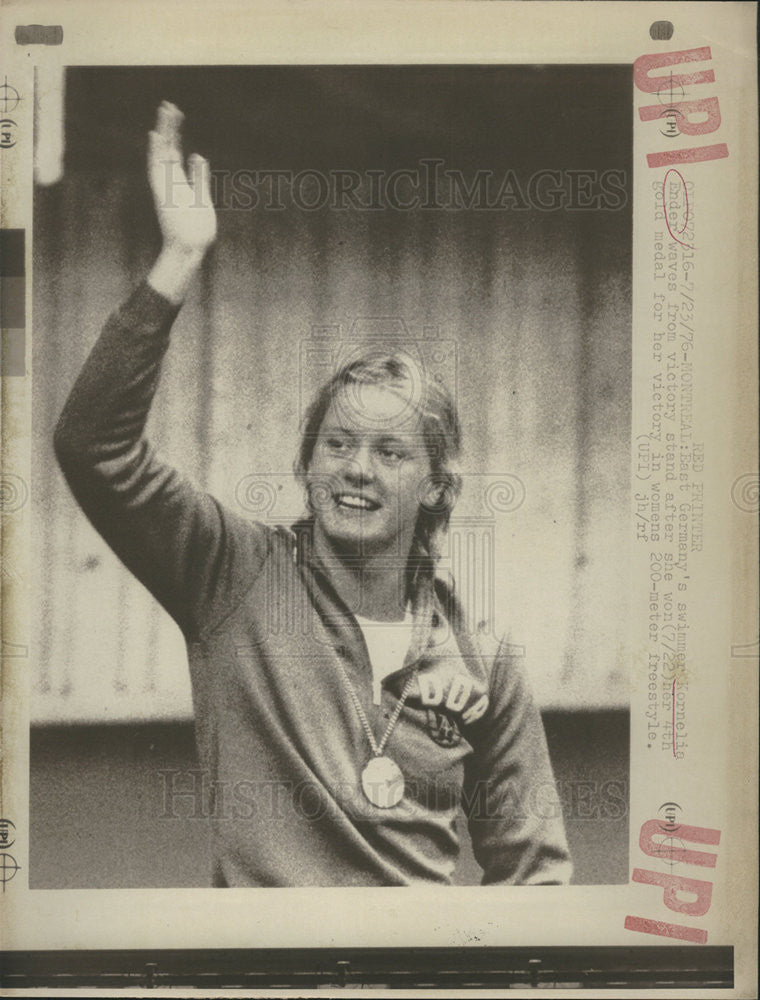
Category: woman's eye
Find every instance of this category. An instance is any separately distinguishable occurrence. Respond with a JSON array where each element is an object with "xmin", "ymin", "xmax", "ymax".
[
  {"xmin": 326, "ymin": 437, "xmax": 347, "ymax": 451},
  {"xmin": 378, "ymin": 447, "xmax": 403, "ymax": 462}
]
